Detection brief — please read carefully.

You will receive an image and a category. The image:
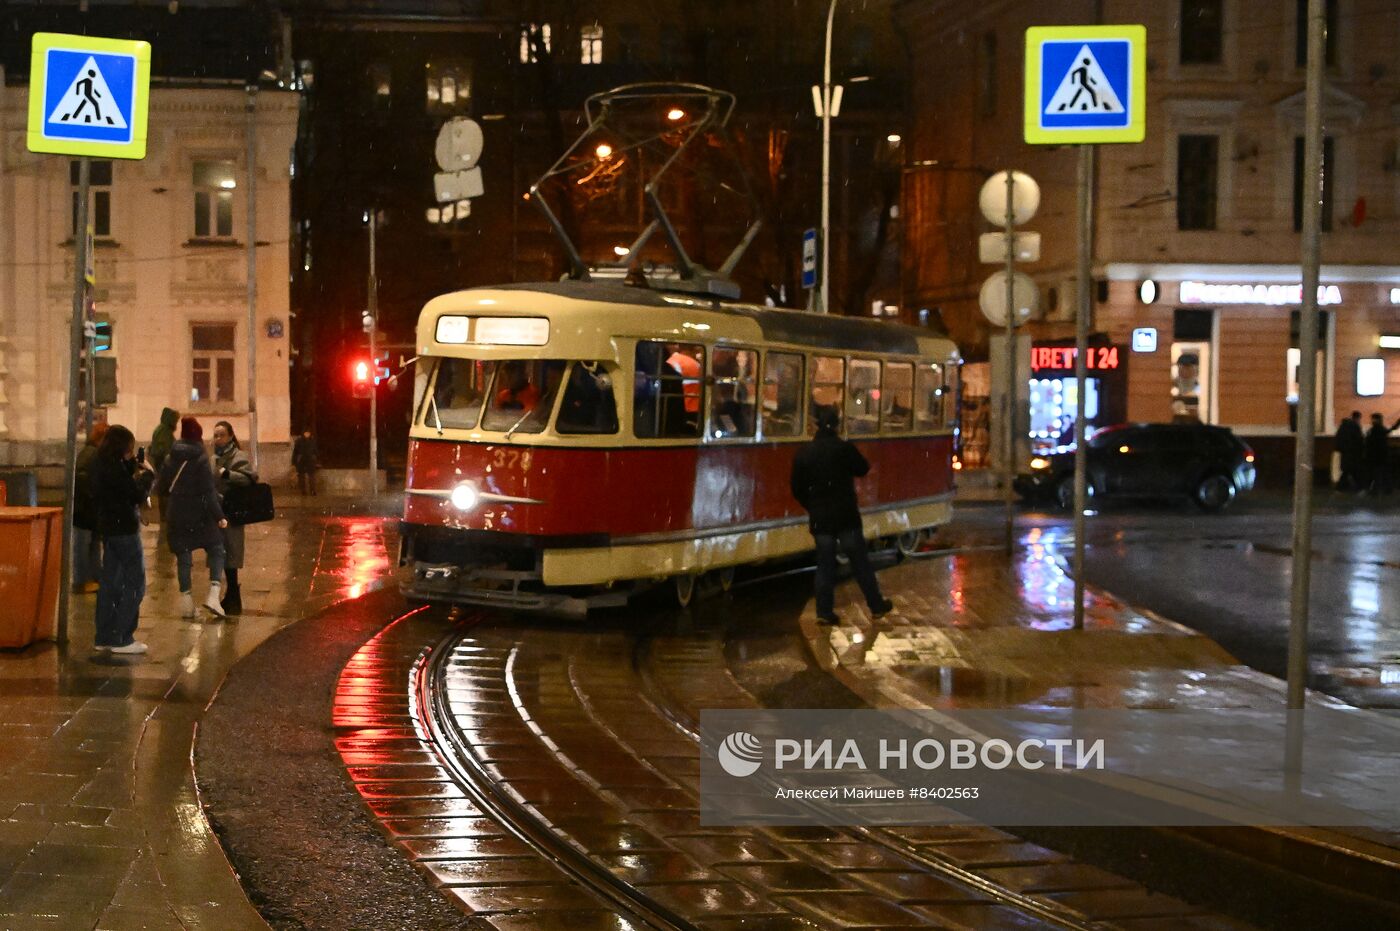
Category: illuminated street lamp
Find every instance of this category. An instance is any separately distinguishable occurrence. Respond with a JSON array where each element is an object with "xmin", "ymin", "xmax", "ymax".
[
  {"xmin": 594, "ymin": 142, "xmax": 613, "ymax": 159},
  {"xmin": 813, "ymin": 0, "xmax": 842, "ymax": 313}
]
